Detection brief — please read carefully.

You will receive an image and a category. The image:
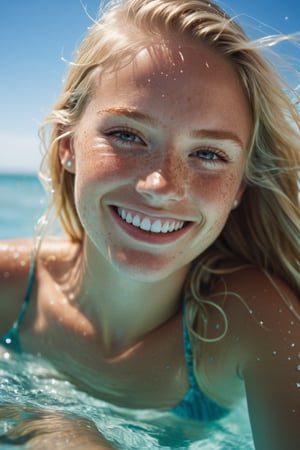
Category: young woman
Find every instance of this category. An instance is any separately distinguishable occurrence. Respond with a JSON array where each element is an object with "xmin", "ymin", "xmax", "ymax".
[{"xmin": 1, "ymin": 0, "xmax": 299, "ymax": 448}]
